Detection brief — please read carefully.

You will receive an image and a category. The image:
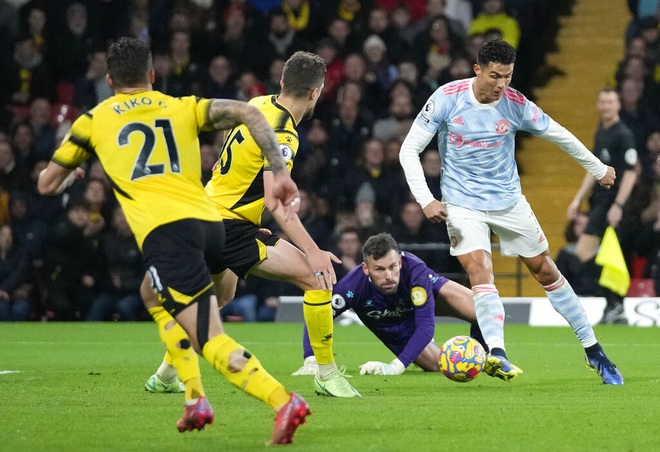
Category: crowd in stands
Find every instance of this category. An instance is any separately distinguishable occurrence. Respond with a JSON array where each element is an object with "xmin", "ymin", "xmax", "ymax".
[{"xmin": 0, "ymin": 0, "xmax": 574, "ymax": 321}]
